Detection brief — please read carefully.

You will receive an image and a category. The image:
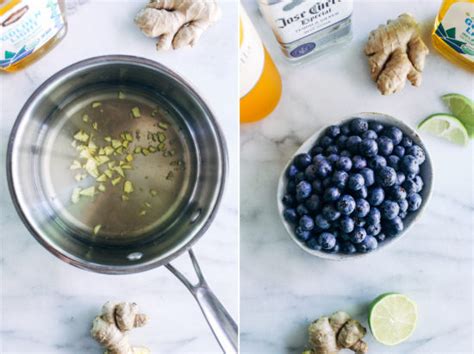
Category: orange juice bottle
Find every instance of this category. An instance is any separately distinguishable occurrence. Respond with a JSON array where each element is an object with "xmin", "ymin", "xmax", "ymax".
[{"xmin": 240, "ymin": 4, "xmax": 282, "ymax": 123}]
